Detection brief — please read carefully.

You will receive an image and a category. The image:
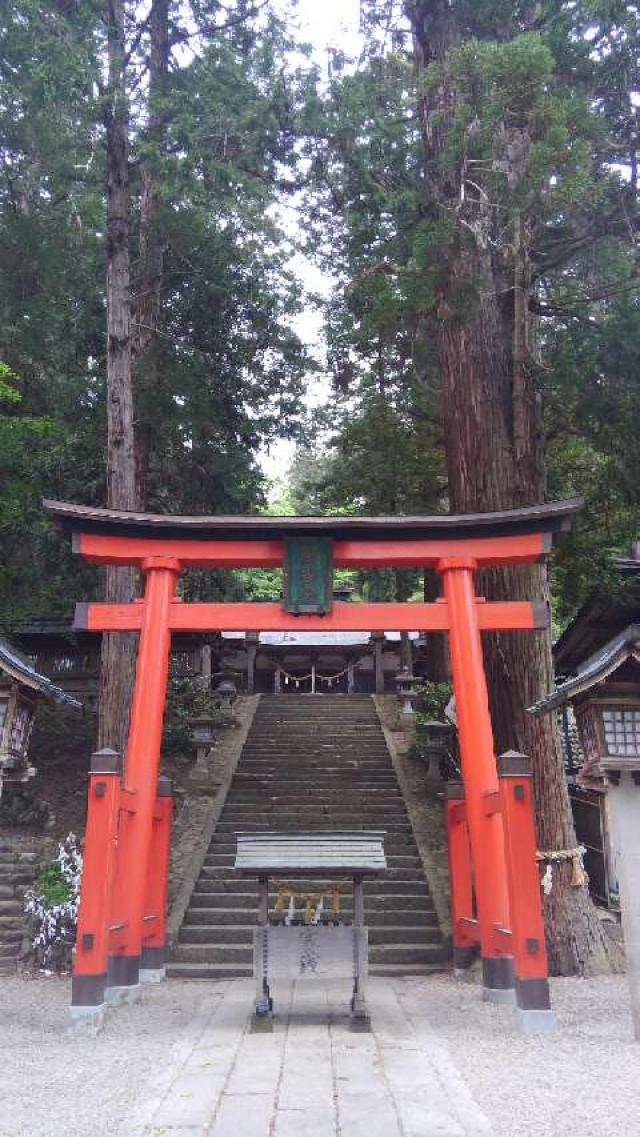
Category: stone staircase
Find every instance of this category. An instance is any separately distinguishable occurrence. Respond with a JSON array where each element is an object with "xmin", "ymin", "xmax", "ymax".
[
  {"xmin": 0, "ymin": 844, "xmax": 38, "ymax": 974},
  {"xmin": 168, "ymin": 694, "xmax": 447, "ymax": 979}
]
